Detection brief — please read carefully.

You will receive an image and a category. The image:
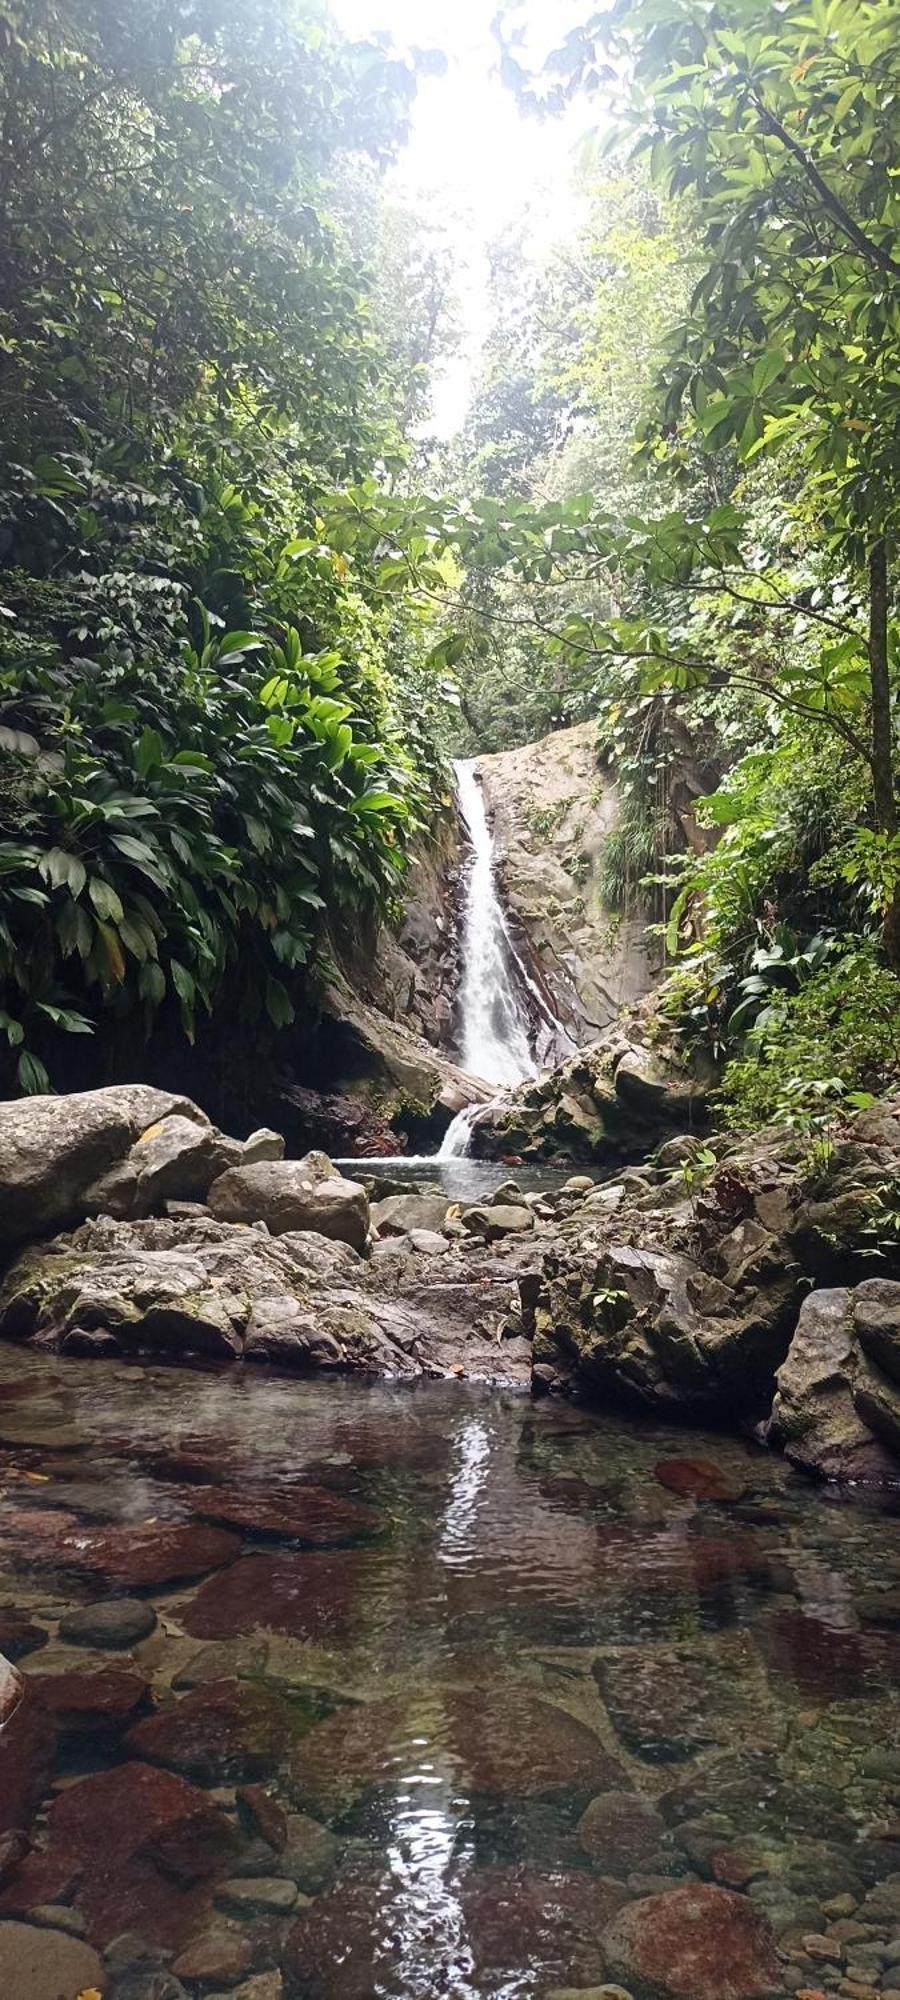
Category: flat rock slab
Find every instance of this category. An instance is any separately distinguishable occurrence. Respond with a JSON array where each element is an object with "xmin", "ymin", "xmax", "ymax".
[
  {"xmin": 32, "ymin": 1665, "xmax": 149, "ymax": 1732},
  {"xmin": 601, "ymin": 1883, "xmax": 779, "ymax": 2000},
  {"xmin": 183, "ymin": 1549, "xmax": 380, "ymax": 1642},
  {"xmin": 288, "ymin": 1689, "xmax": 626, "ymax": 1817},
  {"xmin": 0, "ymin": 1918, "xmax": 104, "ymax": 2000},
  {"xmin": 188, "ymin": 1482, "xmax": 377, "ymax": 1545},
  {"xmin": 125, "ymin": 1677, "xmax": 301, "ymax": 1783},
  {"xmin": 19, "ymin": 1517, "xmax": 241, "ymax": 1589}
]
